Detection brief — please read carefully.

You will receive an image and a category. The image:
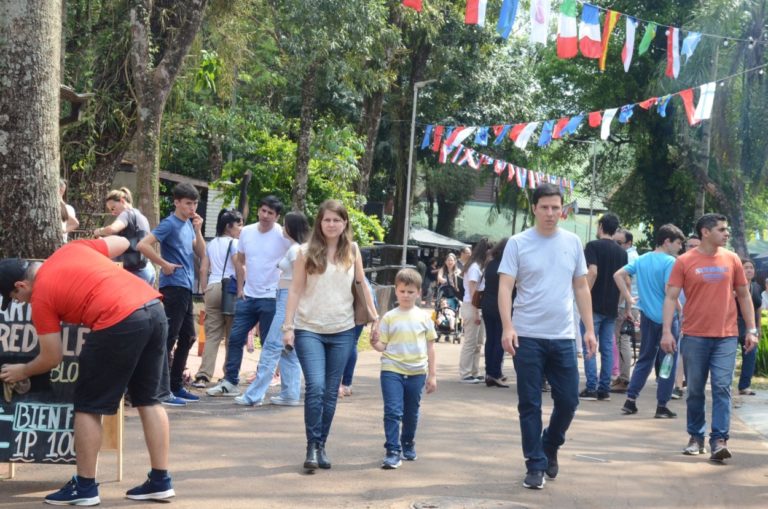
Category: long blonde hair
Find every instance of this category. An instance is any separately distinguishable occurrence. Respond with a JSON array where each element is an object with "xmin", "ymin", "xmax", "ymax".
[{"xmin": 304, "ymin": 200, "xmax": 354, "ymax": 275}]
